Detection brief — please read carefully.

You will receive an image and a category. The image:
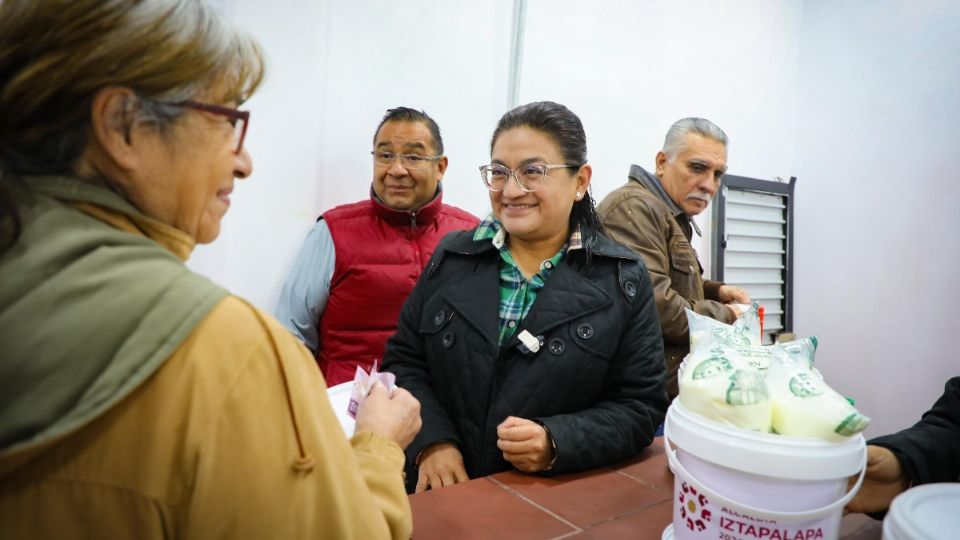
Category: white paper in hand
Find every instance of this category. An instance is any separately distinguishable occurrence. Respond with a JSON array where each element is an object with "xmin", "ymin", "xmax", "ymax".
[{"xmin": 326, "ymin": 381, "xmax": 356, "ymax": 437}]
